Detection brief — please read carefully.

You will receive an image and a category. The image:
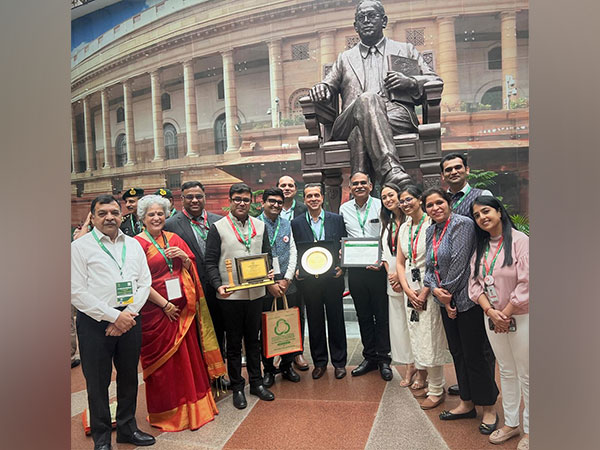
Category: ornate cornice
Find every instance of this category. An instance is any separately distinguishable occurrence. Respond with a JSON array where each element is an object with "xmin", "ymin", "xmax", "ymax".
[{"xmin": 71, "ymin": 0, "xmax": 355, "ymax": 92}]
